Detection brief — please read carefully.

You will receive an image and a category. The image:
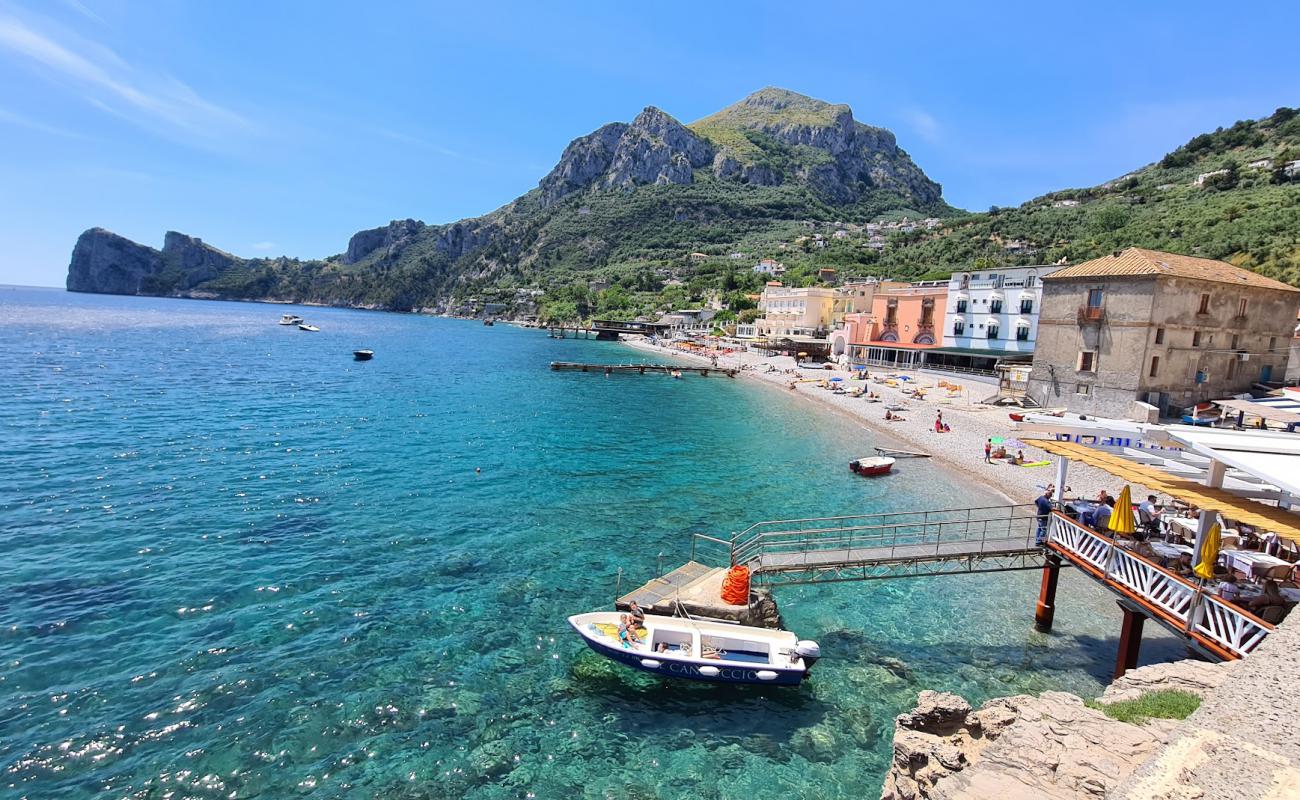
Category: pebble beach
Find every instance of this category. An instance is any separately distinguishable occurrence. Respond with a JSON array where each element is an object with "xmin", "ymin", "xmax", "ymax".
[{"xmin": 622, "ymin": 336, "xmax": 1152, "ymax": 506}]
